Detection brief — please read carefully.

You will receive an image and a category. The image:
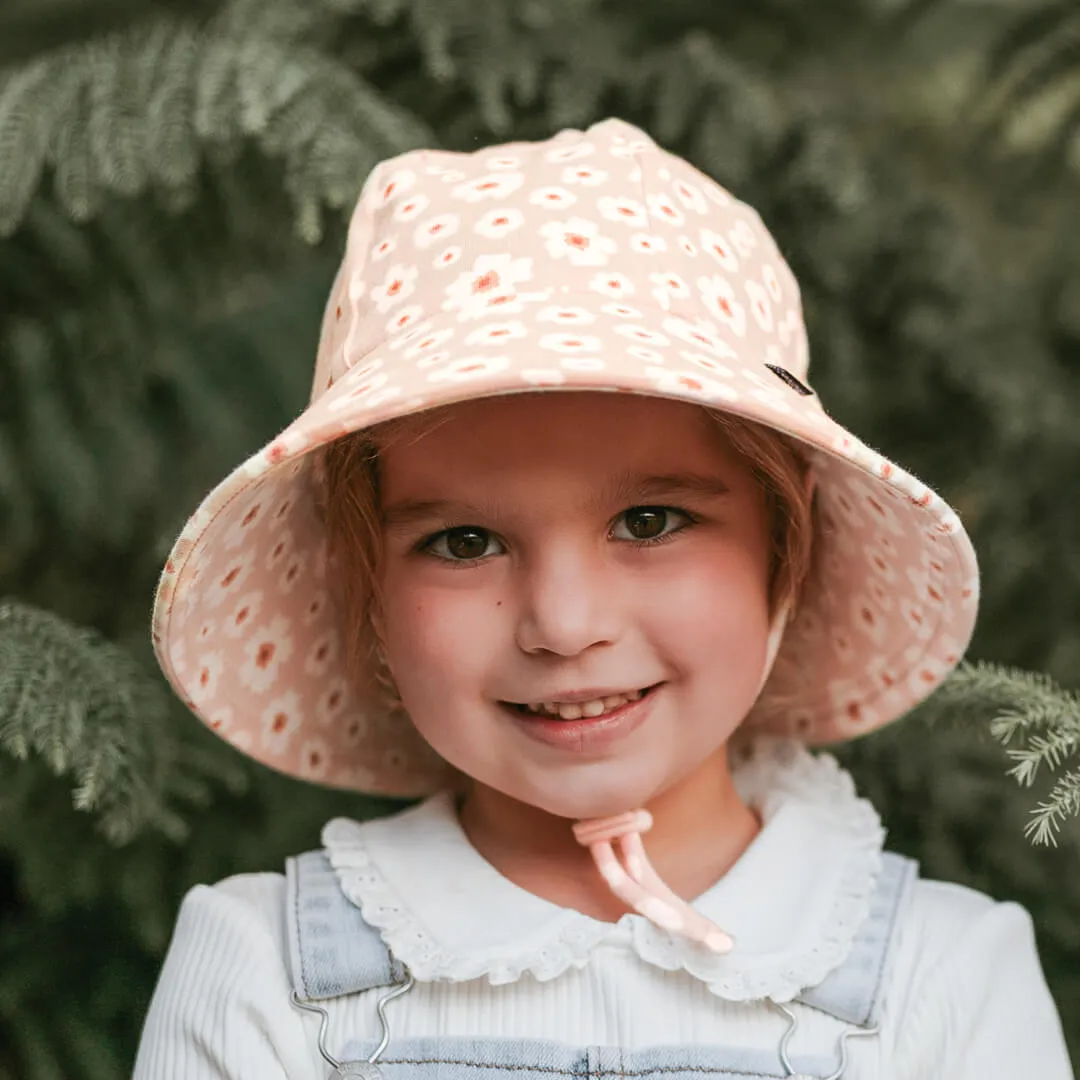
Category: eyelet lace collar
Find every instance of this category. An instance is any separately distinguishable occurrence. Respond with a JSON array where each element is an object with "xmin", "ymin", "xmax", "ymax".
[{"xmin": 322, "ymin": 738, "xmax": 885, "ymax": 1002}]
